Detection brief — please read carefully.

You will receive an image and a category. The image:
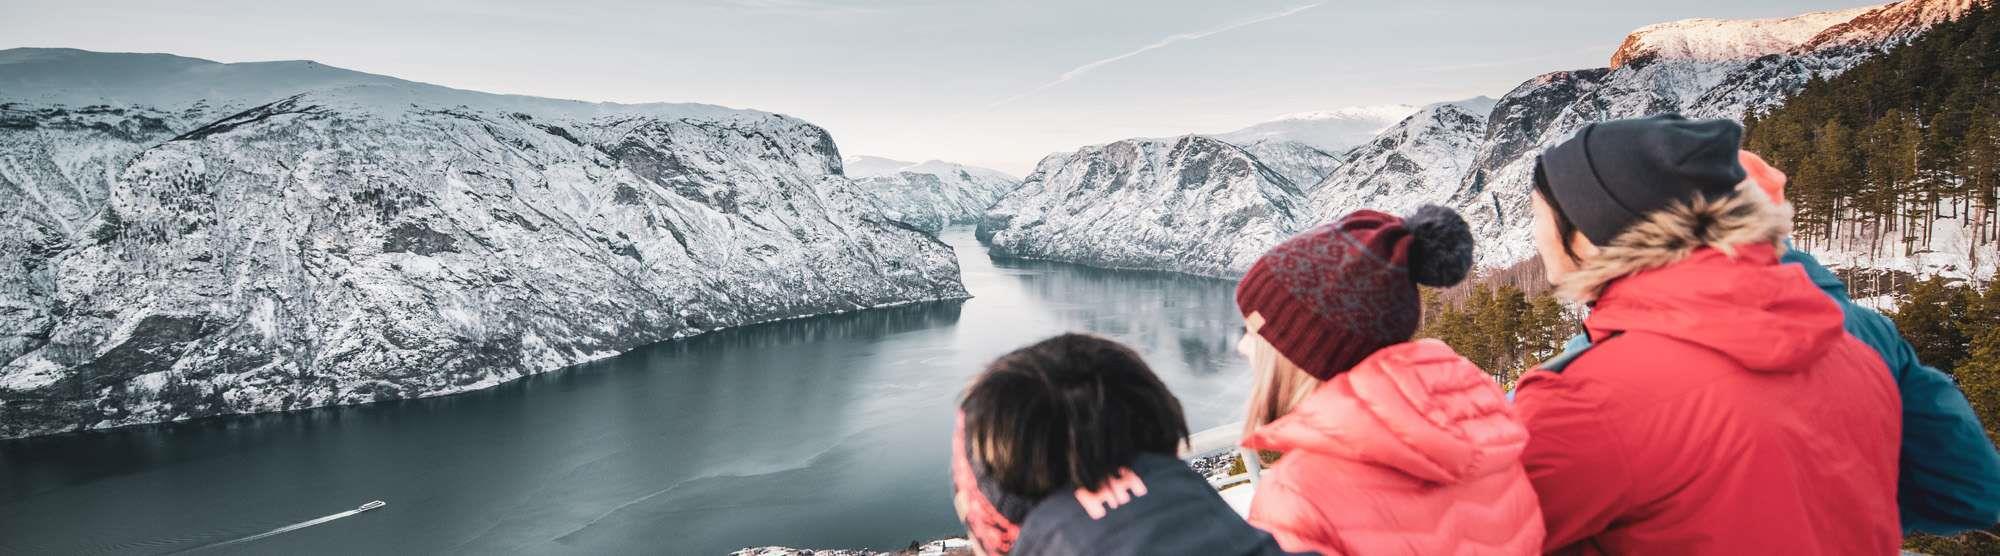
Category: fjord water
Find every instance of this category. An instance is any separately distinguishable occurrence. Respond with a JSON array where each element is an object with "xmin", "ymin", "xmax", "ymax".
[{"xmin": 0, "ymin": 228, "xmax": 1253, "ymax": 555}]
